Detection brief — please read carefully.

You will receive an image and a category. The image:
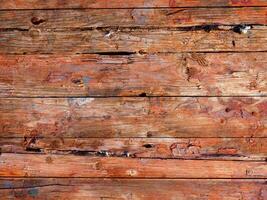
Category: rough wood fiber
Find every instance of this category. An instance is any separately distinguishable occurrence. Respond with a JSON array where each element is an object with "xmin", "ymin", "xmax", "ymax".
[
  {"xmin": 0, "ymin": 179, "xmax": 266, "ymax": 200},
  {"xmin": 0, "ymin": 53, "xmax": 267, "ymax": 97},
  {"xmin": 1, "ymin": 97, "xmax": 267, "ymax": 138},
  {"xmin": 0, "ymin": 27, "xmax": 266, "ymax": 54},
  {"xmin": 0, "ymin": 8, "xmax": 266, "ymax": 29},
  {"xmin": 1, "ymin": 138, "xmax": 266, "ymax": 161},
  {"xmin": 1, "ymin": 0, "xmax": 267, "ymax": 198},
  {"xmin": 0, "ymin": 0, "xmax": 266, "ymax": 9},
  {"xmin": 0, "ymin": 153, "xmax": 266, "ymax": 178}
]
